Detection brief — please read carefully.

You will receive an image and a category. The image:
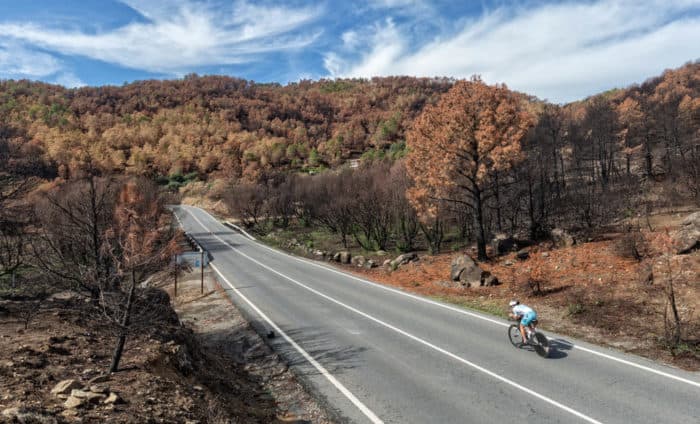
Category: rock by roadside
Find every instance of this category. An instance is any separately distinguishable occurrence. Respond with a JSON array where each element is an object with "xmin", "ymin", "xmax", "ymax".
[
  {"xmin": 672, "ymin": 212, "xmax": 700, "ymax": 254},
  {"xmin": 450, "ymin": 255, "xmax": 500, "ymax": 288}
]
